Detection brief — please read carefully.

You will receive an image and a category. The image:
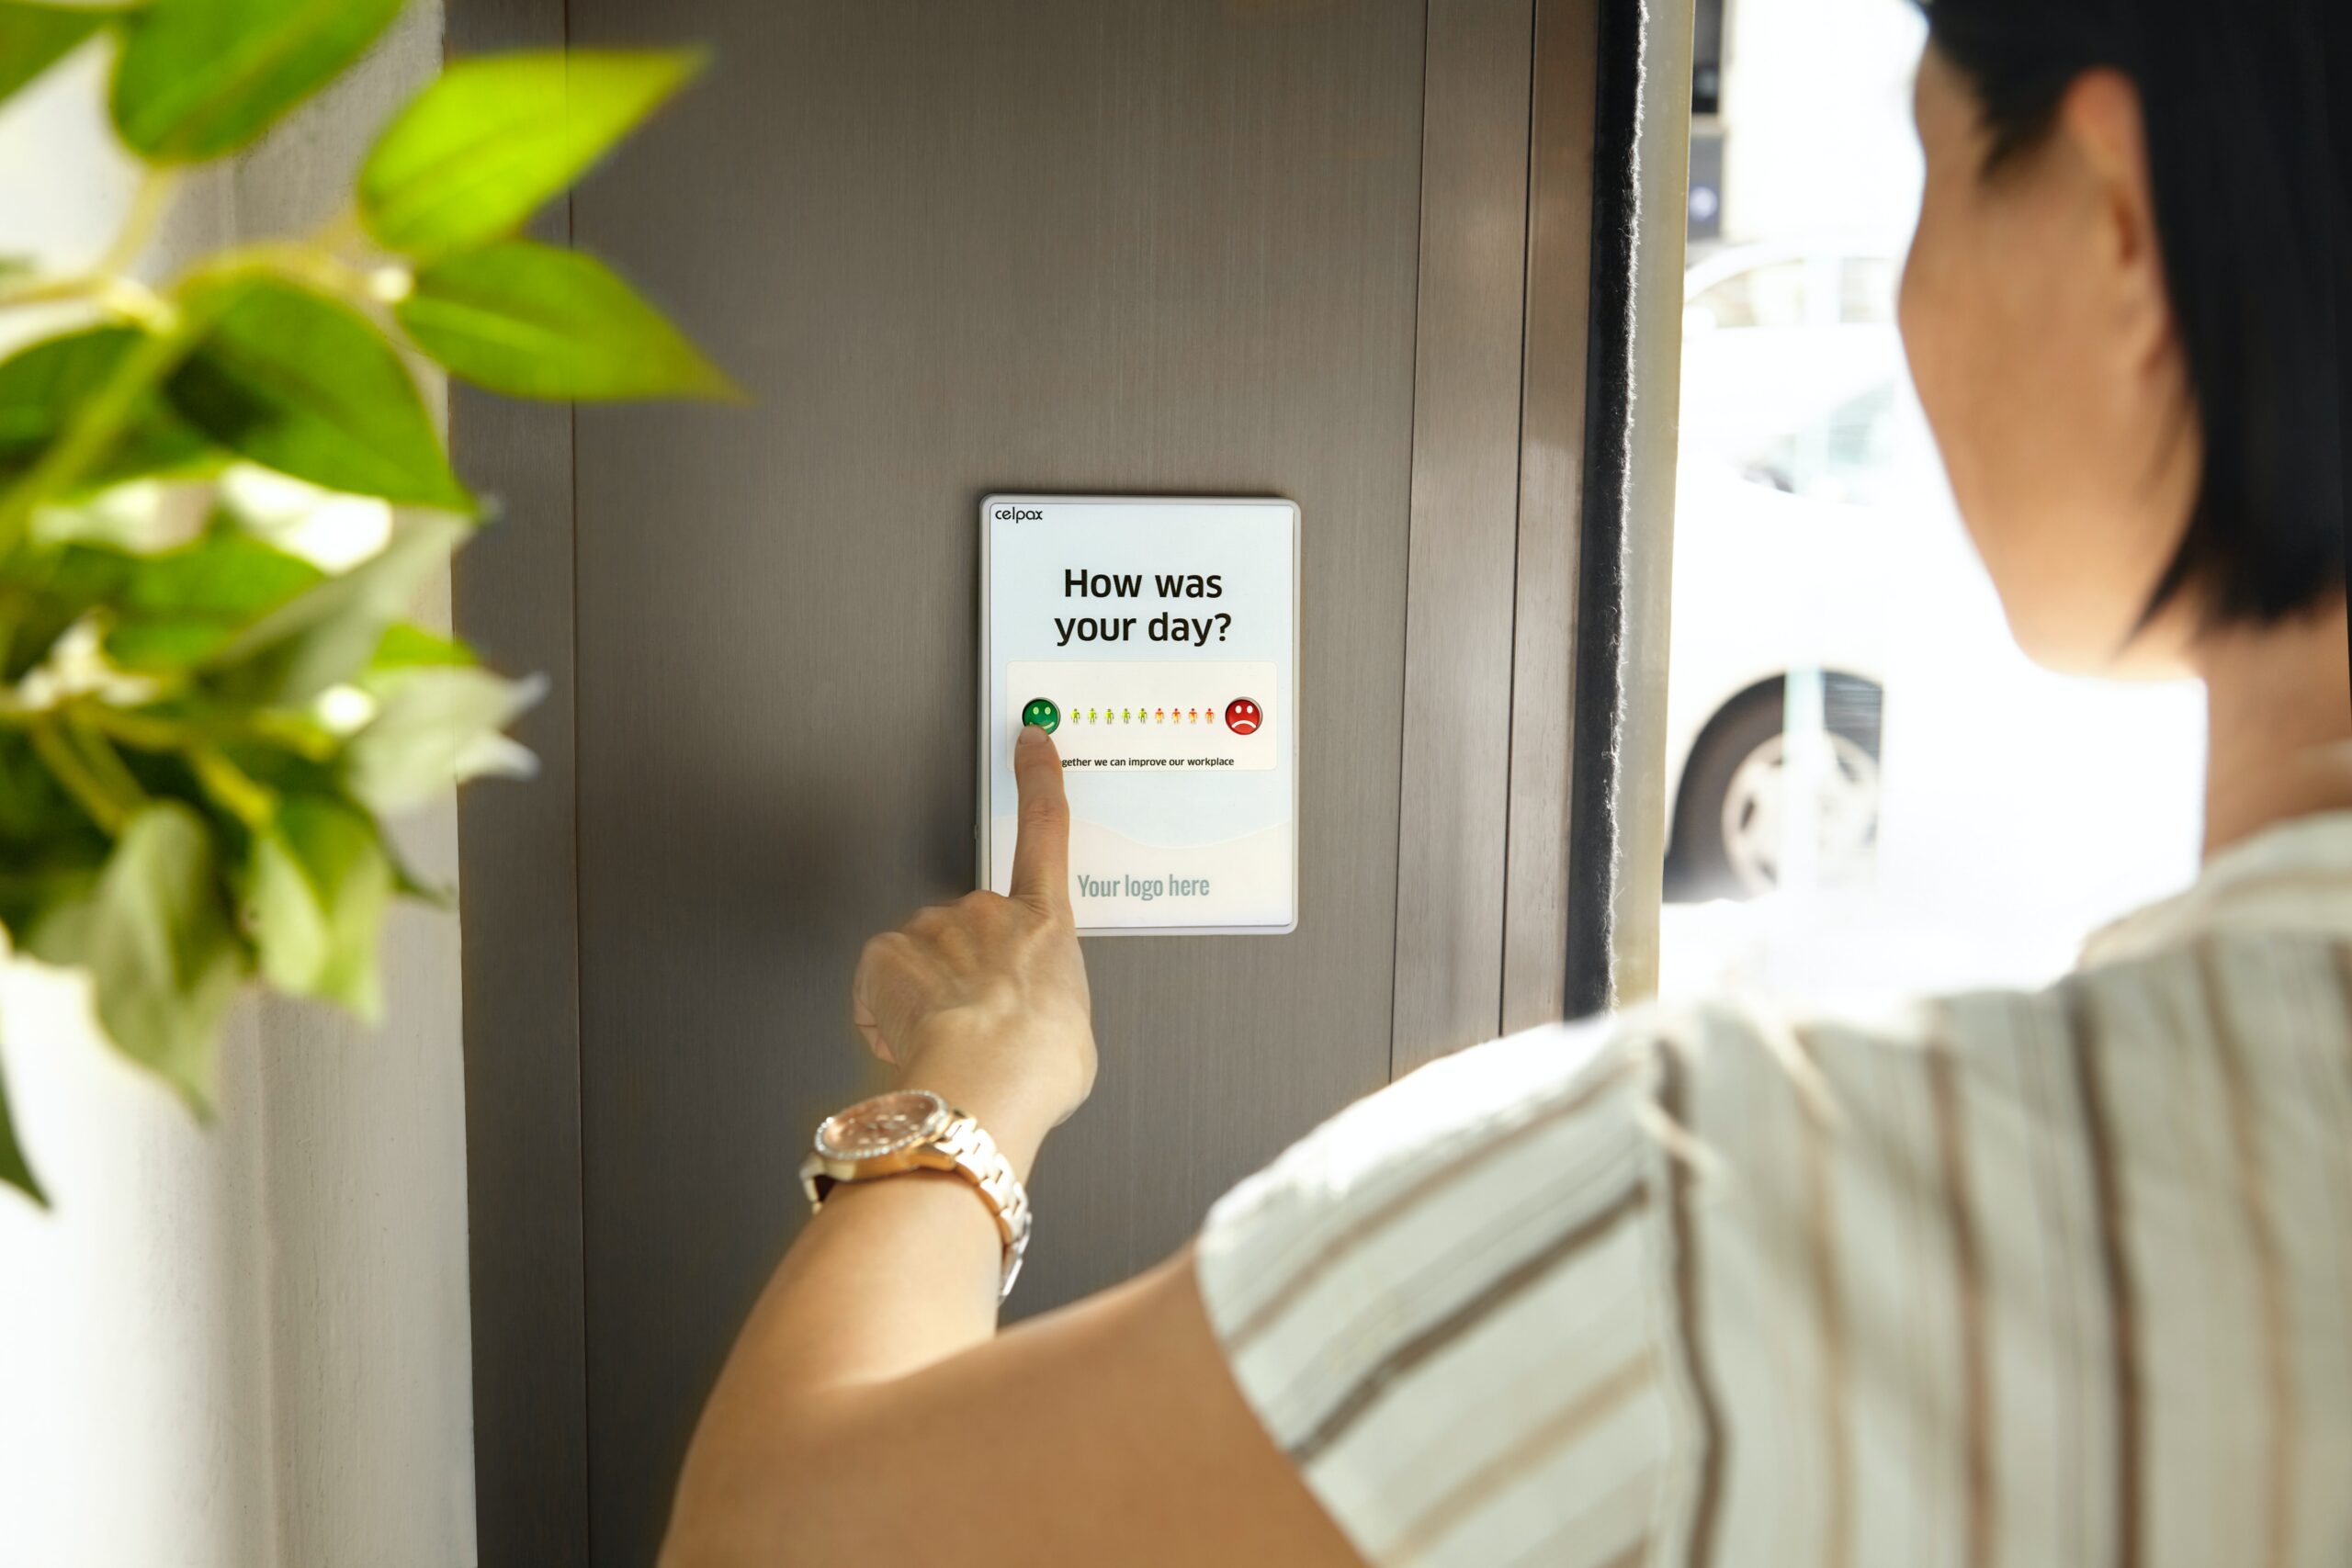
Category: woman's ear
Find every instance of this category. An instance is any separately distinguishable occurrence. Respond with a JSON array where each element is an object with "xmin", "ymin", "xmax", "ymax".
[{"xmin": 2055, "ymin": 67, "xmax": 2173, "ymax": 368}]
